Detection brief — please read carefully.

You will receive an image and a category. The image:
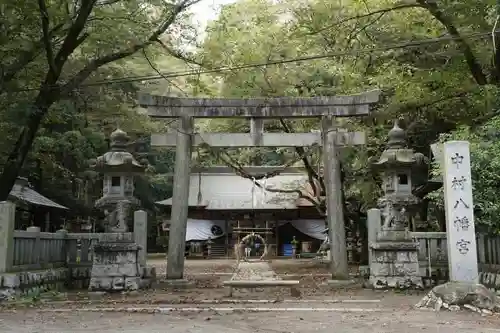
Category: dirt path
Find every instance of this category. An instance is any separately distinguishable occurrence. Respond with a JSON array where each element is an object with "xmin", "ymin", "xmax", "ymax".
[
  {"xmin": 2, "ymin": 259, "xmax": 499, "ymax": 332},
  {"xmin": 1, "ymin": 306, "xmax": 500, "ymax": 333}
]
